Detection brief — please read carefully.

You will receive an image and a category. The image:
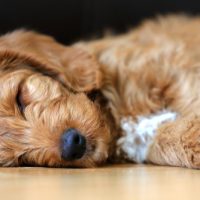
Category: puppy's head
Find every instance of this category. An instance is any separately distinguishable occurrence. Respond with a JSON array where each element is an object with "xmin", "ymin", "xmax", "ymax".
[{"xmin": 0, "ymin": 49, "xmax": 111, "ymax": 167}]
